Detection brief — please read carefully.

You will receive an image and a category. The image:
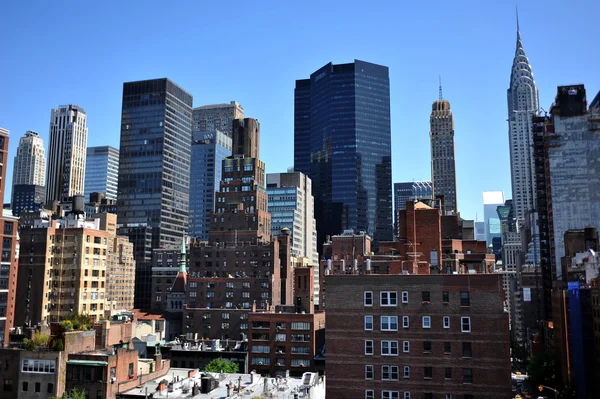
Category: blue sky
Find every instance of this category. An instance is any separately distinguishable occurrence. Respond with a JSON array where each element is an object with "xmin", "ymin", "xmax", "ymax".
[{"xmin": 0, "ymin": 0, "xmax": 598, "ymax": 221}]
